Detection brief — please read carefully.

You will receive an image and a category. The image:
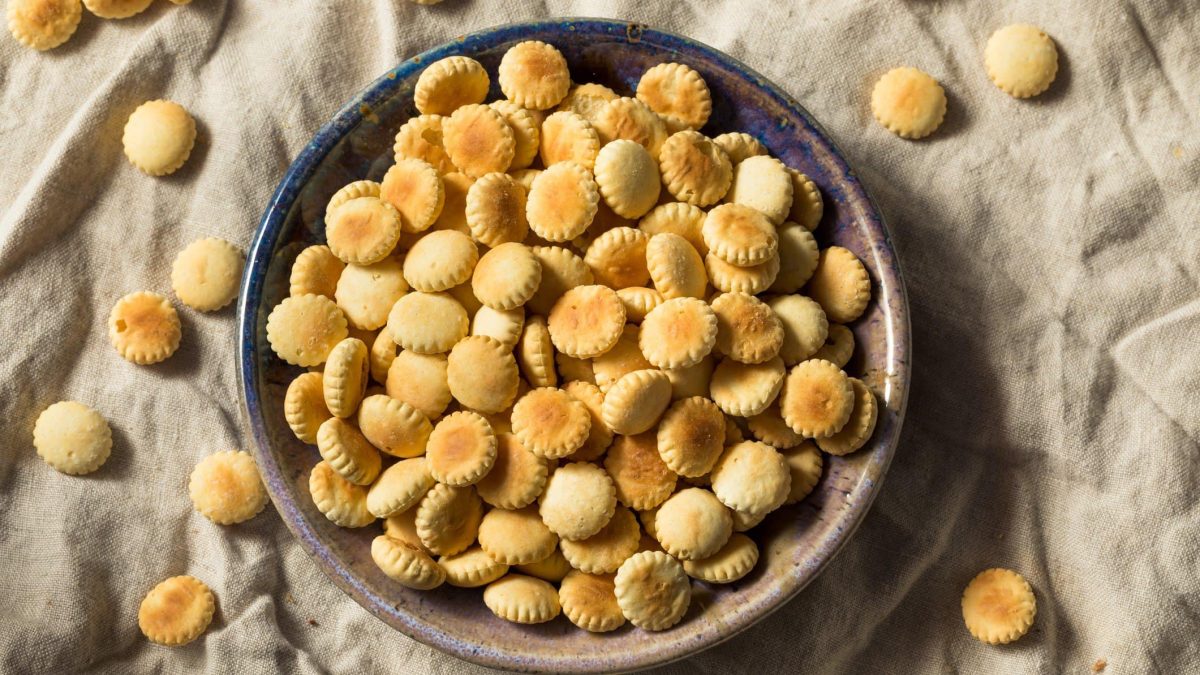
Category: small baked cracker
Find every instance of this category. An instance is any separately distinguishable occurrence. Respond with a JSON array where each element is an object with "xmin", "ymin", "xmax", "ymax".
[
  {"xmin": 712, "ymin": 132, "xmax": 767, "ymax": 165},
  {"xmin": 592, "ymin": 324, "xmax": 651, "ymax": 393},
  {"xmin": 475, "ymin": 432, "xmax": 548, "ymax": 509},
  {"xmin": 483, "ymin": 574, "xmax": 562, "ymax": 624},
  {"xmin": 664, "ymin": 355, "xmax": 715, "ymax": 401},
  {"xmin": 985, "ymin": 24, "xmax": 1058, "ymax": 99},
  {"xmin": 710, "ymin": 440, "xmax": 790, "ymax": 516},
  {"xmin": 614, "ymin": 550, "xmax": 691, "ymax": 631},
  {"xmin": 479, "ymin": 505, "xmax": 559, "ymax": 565},
  {"xmin": 309, "ymin": 460, "xmax": 374, "ymax": 527},
  {"xmin": 188, "ymin": 450, "xmax": 268, "ymax": 525},
  {"xmin": 384, "ymin": 506, "xmax": 429, "ymax": 553},
  {"xmin": 779, "ymin": 358, "xmax": 855, "ymax": 439},
  {"xmin": 498, "ymin": 41, "xmax": 571, "ymax": 110},
  {"xmin": 489, "ymin": 100, "xmax": 541, "ymax": 170},
  {"xmin": 7, "ymin": 0, "xmax": 81, "ymax": 50},
  {"xmin": 730, "ymin": 506, "xmax": 766, "ymax": 532},
  {"xmin": 317, "ymin": 417, "xmax": 382, "ymax": 486},
  {"xmin": 527, "ymin": 245, "xmax": 594, "ymax": 315},
  {"xmin": 560, "ymin": 505, "xmax": 640, "ymax": 574},
  {"xmin": 557, "ymin": 83, "xmax": 619, "ymax": 126},
  {"xmin": 108, "ymin": 291, "xmax": 182, "ymax": 365},
  {"xmin": 465, "ymin": 172, "xmax": 529, "ymax": 247},
  {"xmin": 516, "ymin": 548, "xmax": 573, "ymax": 582},
  {"xmin": 593, "ymin": 140, "xmax": 661, "ymax": 219},
  {"xmin": 709, "ymin": 355, "xmax": 786, "ymax": 418},
  {"xmin": 446, "ymin": 335, "xmax": 520, "ymax": 413},
  {"xmin": 870, "ymin": 67, "xmax": 947, "ymax": 140},
  {"xmin": 557, "ymin": 352, "xmax": 596, "ymax": 385},
  {"xmin": 327, "ymin": 181, "xmax": 383, "ymax": 222},
  {"xmin": 636, "ymin": 62, "xmax": 712, "ymax": 132},
  {"xmin": 511, "ymin": 387, "xmax": 591, "ymax": 459},
  {"xmin": 812, "ymin": 323, "xmax": 855, "ymax": 369},
  {"xmin": 703, "ymin": 202, "xmax": 779, "ymax": 267},
  {"xmin": 601, "ymin": 369, "xmax": 673, "ymax": 436},
  {"xmin": 32, "ymin": 400, "xmax": 112, "ymax": 475},
  {"xmin": 394, "ymin": 116, "xmax": 454, "ymax": 174},
  {"xmin": 403, "ymin": 230, "xmax": 479, "ymax": 293},
  {"xmin": 539, "ymin": 110, "xmax": 601, "ymax": 170},
  {"xmin": 770, "ymin": 223, "xmax": 820, "ymax": 294},
  {"xmin": 471, "ymin": 242, "xmax": 541, "ymax": 310},
  {"xmin": 366, "ymin": 457, "xmax": 434, "ymax": 517},
  {"xmin": 593, "ymin": 97, "xmax": 668, "ymax": 158},
  {"xmin": 290, "ymin": 244, "xmax": 345, "ymax": 299},
  {"xmin": 646, "ymin": 232, "xmax": 707, "ymax": 300},
  {"xmin": 326, "ymin": 196, "xmax": 404, "ymax": 264},
  {"xmin": 769, "ymin": 294, "xmax": 829, "ymax": 366},
  {"xmin": 559, "ymin": 570, "xmax": 626, "ymax": 632},
  {"xmin": 440, "ymin": 546, "xmax": 510, "ymax": 588},
  {"xmin": 711, "ymin": 292, "xmax": 784, "ymax": 365},
  {"xmin": 639, "ymin": 201, "xmax": 708, "ymax": 257},
  {"xmin": 788, "ymin": 170, "xmax": 824, "ymax": 231},
  {"xmin": 267, "ymin": 293, "xmax": 348, "ymax": 367},
  {"xmin": 747, "ymin": 401, "xmax": 805, "ymax": 450},
  {"xmin": 387, "ymin": 291, "xmax": 468, "ymax": 354},
  {"xmin": 615, "ymin": 287, "xmax": 665, "ymax": 324},
  {"xmin": 122, "ymin": 100, "xmax": 196, "ymax": 176},
  {"xmin": 561, "ymin": 381, "xmax": 614, "ymax": 462},
  {"xmin": 322, "ymin": 337, "xmax": 368, "ymax": 418},
  {"xmin": 335, "ymin": 257, "xmax": 408, "ymax": 331},
  {"xmin": 414, "ymin": 55, "xmax": 489, "ymax": 115},
  {"xmin": 538, "ymin": 461, "xmax": 617, "ymax": 541},
  {"xmin": 815, "ymin": 377, "xmax": 878, "ymax": 455},
  {"xmin": 431, "ymin": 171, "xmax": 474, "ymax": 235},
  {"xmin": 415, "ymin": 483, "xmax": 483, "ymax": 556},
  {"xmin": 372, "ymin": 534, "xmax": 445, "ymax": 590},
  {"xmin": 781, "ymin": 441, "xmax": 823, "ymax": 504},
  {"xmin": 584, "ymin": 226, "xmax": 650, "ymax": 289},
  {"xmin": 807, "ymin": 246, "xmax": 871, "ymax": 323},
  {"xmin": 962, "ymin": 568, "xmax": 1037, "ymax": 645},
  {"xmin": 284, "ymin": 372, "xmax": 330, "ymax": 444},
  {"xmin": 726, "ymin": 155, "xmax": 793, "ymax": 225},
  {"xmin": 386, "ymin": 351, "xmax": 452, "ymax": 420},
  {"xmin": 443, "ymin": 104, "xmax": 516, "ymax": 177},
  {"xmin": 471, "ymin": 305, "xmax": 525, "ymax": 348},
  {"xmin": 657, "ymin": 396, "xmax": 726, "ymax": 477},
  {"xmin": 516, "ymin": 314, "xmax": 557, "ymax": 387},
  {"xmin": 427, "ymin": 411, "xmax": 498, "ymax": 486},
  {"xmin": 639, "ymin": 297, "xmax": 718, "ymax": 370},
  {"xmin": 604, "ymin": 431, "xmax": 677, "ymax": 510},
  {"xmin": 682, "ymin": 532, "xmax": 759, "ymax": 584},
  {"xmin": 170, "ymin": 238, "xmax": 243, "ymax": 312},
  {"xmin": 547, "ymin": 284, "xmax": 626, "ymax": 359},
  {"xmin": 705, "ymin": 251, "xmax": 779, "ymax": 295},
  {"xmin": 658, "ymin": 130, "xmax": 731, "ymax": 206},
  {"xmin": 380, "ymin": 158, "xmax": 445, "ymax": 233},
  {"xmin": 526, "ymin": 161, "xmax": 600, "ymax": 242},
  {"xmin": 654, "ymin": 488, "xmax": 732, "ymax": 560},
  {"xmin": 138, "ymin": 576, "xmax": 215, "ymax": 646}
]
